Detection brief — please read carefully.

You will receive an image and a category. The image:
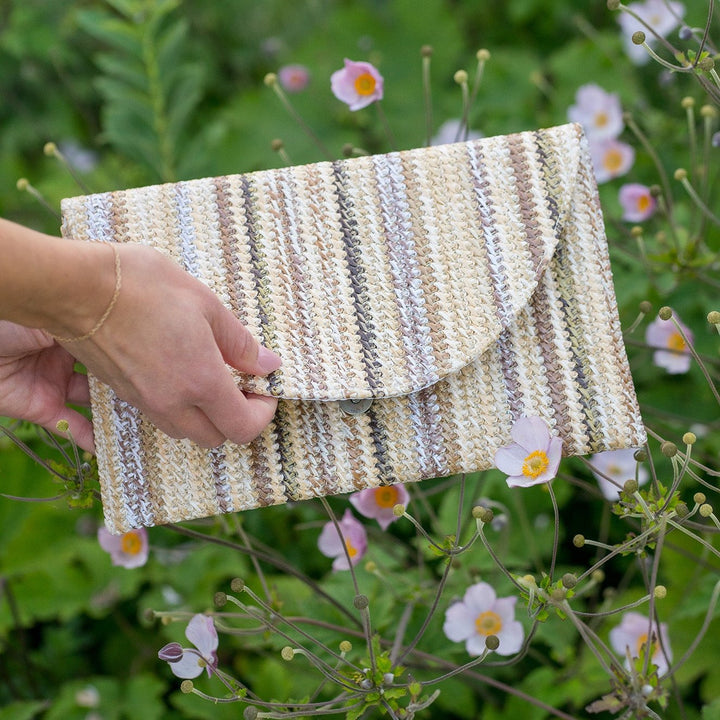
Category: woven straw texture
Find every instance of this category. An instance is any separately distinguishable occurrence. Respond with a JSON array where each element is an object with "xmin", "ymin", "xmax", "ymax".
[{"xmin": 61, "ymin": 123, "xmax": 645, "ymax": 533}]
